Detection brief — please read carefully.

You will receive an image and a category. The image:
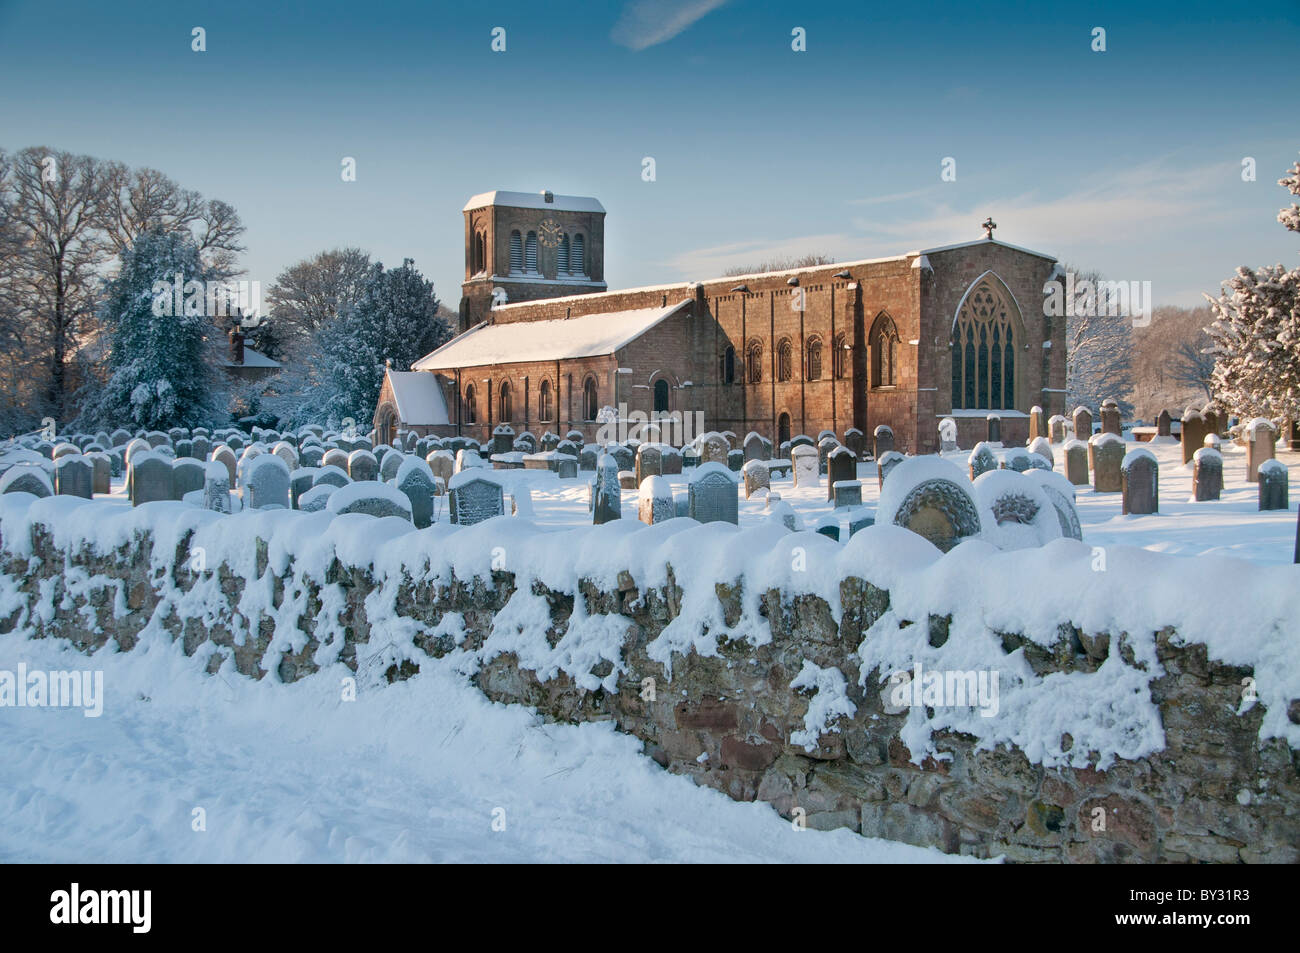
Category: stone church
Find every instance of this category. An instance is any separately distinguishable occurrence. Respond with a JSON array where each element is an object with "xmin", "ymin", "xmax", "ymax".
[{"xmin": 374, "ymin": 189, "xmax": 1067, "ymax": 453}]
